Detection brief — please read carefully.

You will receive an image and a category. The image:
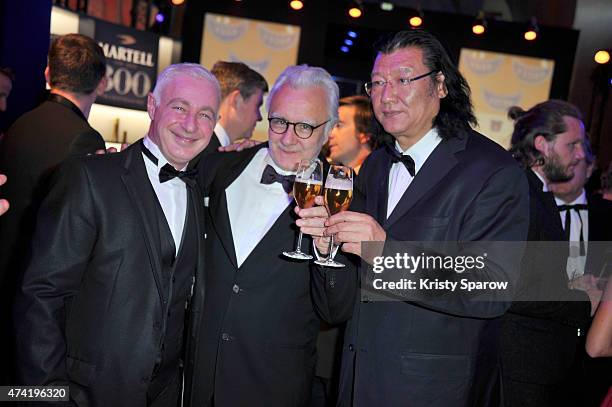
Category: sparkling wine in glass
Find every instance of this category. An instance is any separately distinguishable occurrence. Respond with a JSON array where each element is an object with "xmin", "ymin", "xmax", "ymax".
[
  {"xmin": 283, "ymin": 158, "xmax": 323, "ymax": 260},
  {"xmin": 315, "ymin": 165, "xmax": 353, "ymax": 268}
]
